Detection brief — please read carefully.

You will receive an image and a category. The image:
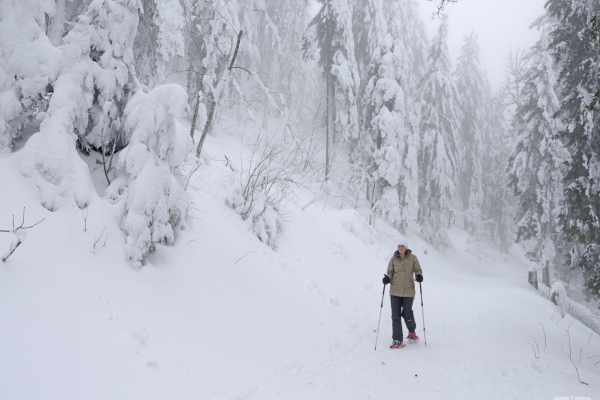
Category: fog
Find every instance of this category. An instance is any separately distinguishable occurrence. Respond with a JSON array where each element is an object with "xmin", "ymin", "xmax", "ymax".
[
  {"xmin": 311, "ymin": 0, "xmax": 548, "ymax": 92},
  {"xmin": 418, "ymin": 0, "xmax": 547, "ymax": 91}
]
